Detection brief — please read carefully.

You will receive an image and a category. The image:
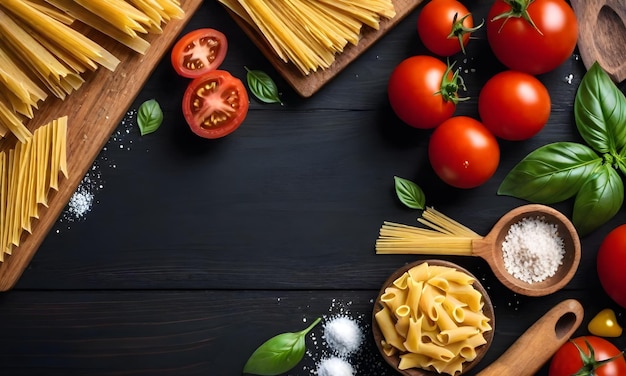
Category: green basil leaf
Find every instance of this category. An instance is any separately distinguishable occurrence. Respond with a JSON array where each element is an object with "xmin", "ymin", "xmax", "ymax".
[
  {"xmin": 137, "ymin": 99, "xmax": 163, "ymax": 135},
  {"xmin": 497, "ymin": 142, "xmax": 601, "ymax": 203},
  {"xmin": 394, "ymin": 176, "xmax": 425, "ymax": 209},
  {"xmin": 574, "ymin": 62, "xmax": 626, "ymax": 154},
  {"xmin": 573, "ymin": 165, "xmax": 624, "ymax": 236},
  {"xmin": 245, "ymin": 67, "xmax": 283, "ymax": 105},
  {"xmin": 243, "ymin": 317, "xmax": 320, "ymax": 375}
]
